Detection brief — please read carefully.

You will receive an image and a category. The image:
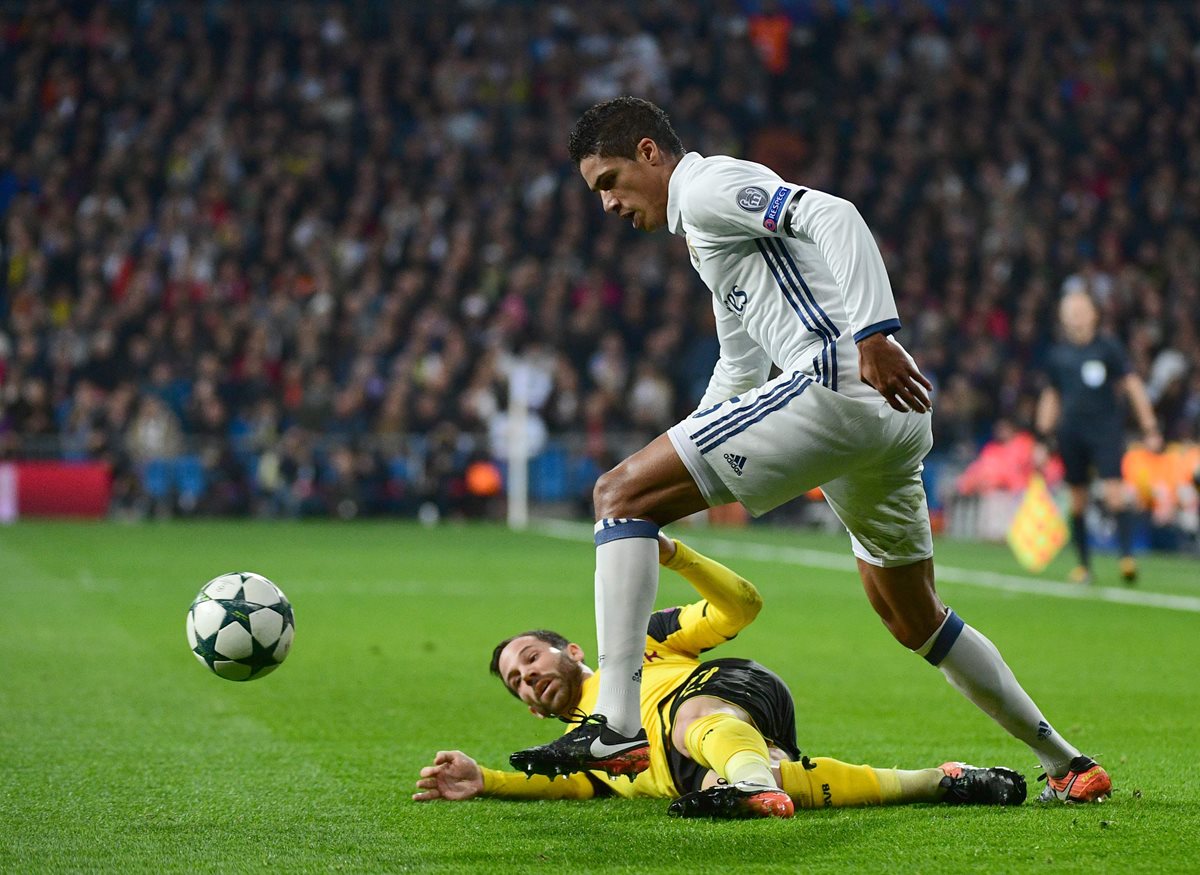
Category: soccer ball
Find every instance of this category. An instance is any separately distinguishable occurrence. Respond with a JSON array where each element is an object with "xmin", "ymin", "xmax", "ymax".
[{"xmin": 186, "ymin": 572, "xmax": 295, "ymax": 681}]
